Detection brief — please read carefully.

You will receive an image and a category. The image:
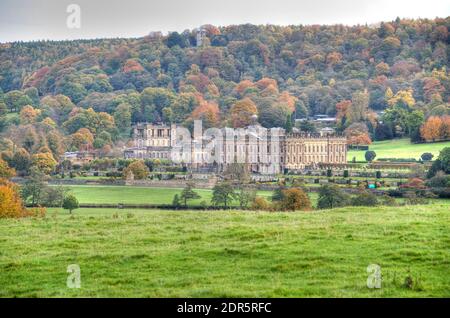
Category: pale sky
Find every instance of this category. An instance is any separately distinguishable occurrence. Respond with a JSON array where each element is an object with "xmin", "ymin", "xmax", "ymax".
[{"xmin": 0, "ymin": 0, "xmax": 449, "ymax": 42}]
